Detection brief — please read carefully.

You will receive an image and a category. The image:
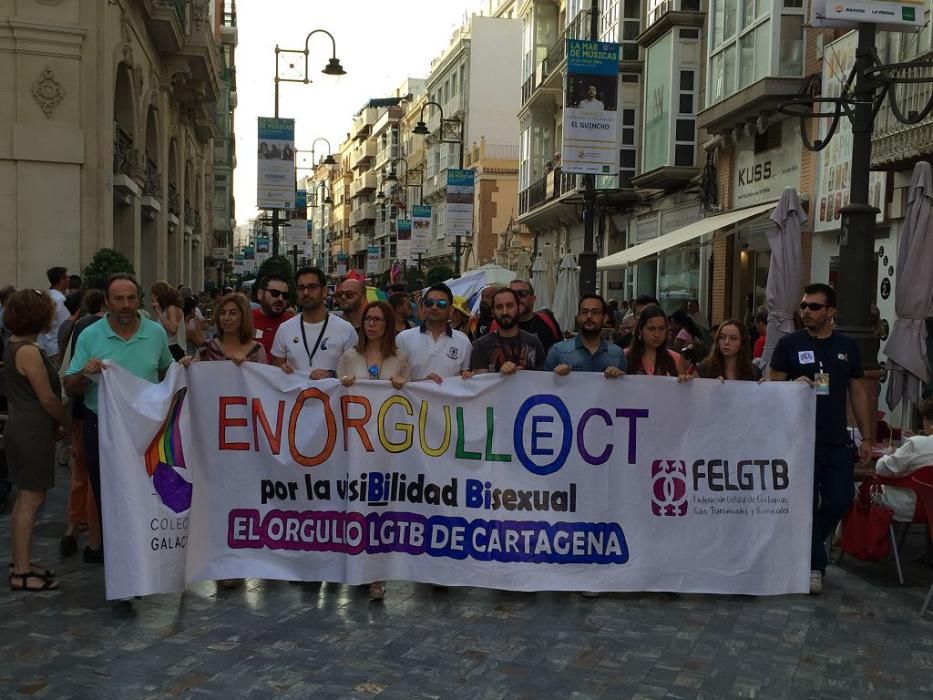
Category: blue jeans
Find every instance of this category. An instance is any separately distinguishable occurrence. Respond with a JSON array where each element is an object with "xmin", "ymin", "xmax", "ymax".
[{"xmin": 811, "ymin": 444, "xmax": 855, "ymax": 573}]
